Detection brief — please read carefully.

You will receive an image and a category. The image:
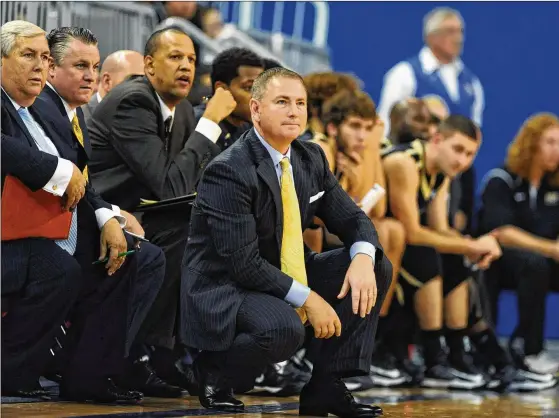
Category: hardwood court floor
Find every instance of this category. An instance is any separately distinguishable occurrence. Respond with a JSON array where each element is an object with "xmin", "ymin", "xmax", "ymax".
[{"xmin": 2, "ymin": 386, "xmax": 558, "ymax": 417}]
